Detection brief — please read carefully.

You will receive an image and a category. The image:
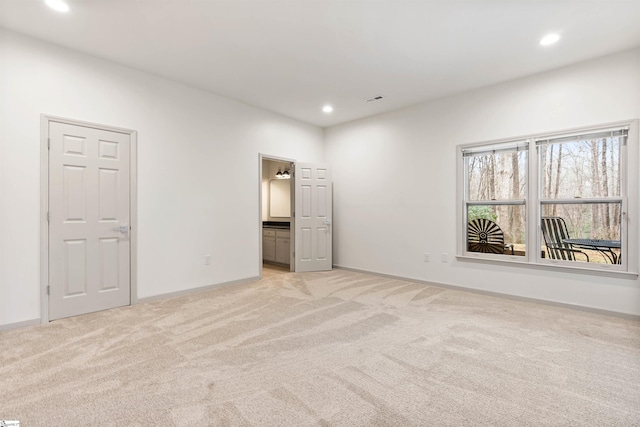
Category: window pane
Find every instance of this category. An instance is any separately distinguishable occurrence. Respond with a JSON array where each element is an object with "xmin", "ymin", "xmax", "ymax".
[
  {"xmin": 540, "ymin": 136, "xmax": 620, "ymax": 199},
  {"xmin": 467, "ymin": 205, "xmax": 526, "ymax": 256},
  {"xmin": 541, "ymin": 203, "xmax": 621, "ymax": 264},
  {"xmin": 467, "ymin": 150, "xmax": 527, "ymax": 201}
]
